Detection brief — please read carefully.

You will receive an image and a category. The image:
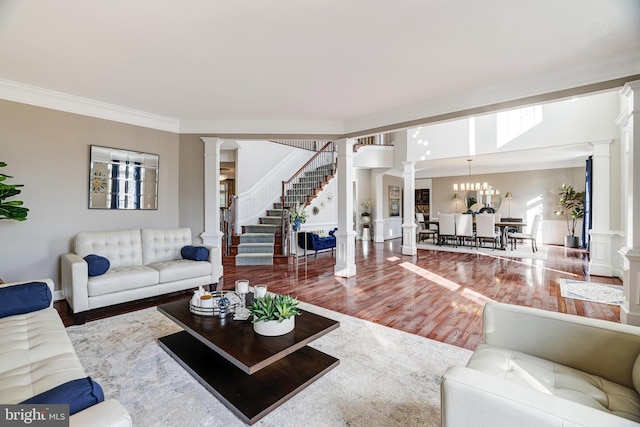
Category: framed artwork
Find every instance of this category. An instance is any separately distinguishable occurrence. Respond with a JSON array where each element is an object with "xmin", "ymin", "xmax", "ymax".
[{"xmin": 389, "ymin": 185, "xmax": 400, "ymax": 217}]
